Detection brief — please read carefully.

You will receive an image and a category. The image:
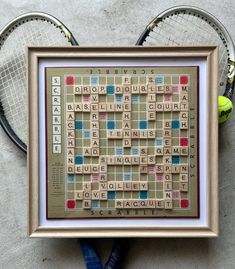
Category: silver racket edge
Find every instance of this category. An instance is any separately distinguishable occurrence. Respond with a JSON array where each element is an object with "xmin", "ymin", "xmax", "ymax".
[
  {"xmin": 0, "ymin": 12, "xmax": 78, "ymax": 153},
  {"xmin": 136, "ymin": 5, "xmax": 235, "ymax": 98}
]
